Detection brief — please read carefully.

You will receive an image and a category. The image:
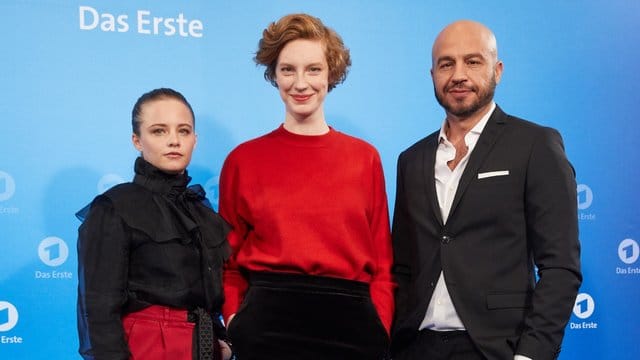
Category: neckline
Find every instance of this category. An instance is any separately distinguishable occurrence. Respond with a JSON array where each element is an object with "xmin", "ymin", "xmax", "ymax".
[
  {"xmin": 272, "ymin": 123, "xmax": 337, "ymax": 148},
  {"xmin": 132, "ymin": 157, "xmax": 190, "ymax": 195}
]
